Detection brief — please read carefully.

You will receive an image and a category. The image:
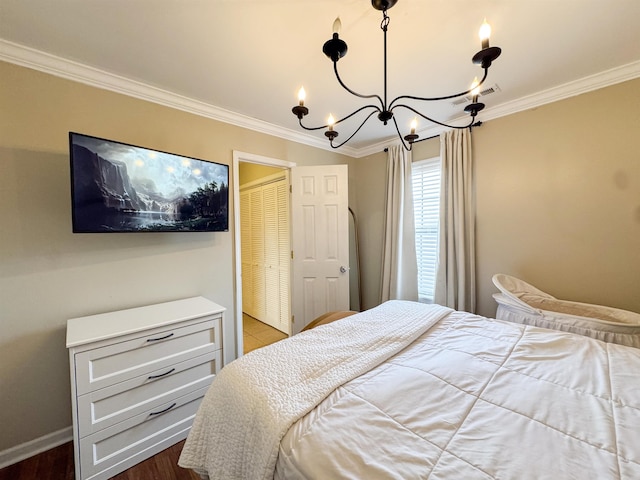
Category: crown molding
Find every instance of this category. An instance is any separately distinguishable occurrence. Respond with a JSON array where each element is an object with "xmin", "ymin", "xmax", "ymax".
[
  {"xmin": 0, "ymin": 39, "xmax": 360, "ymax": 157},
  {"xmin": 2, "ymin": 39, "xmax": 639, "ymax": 159},
  {"xmin": 479, "ymin": 60, "xmax": 640, "ymax": 124},
  {"xmin": 358, "ymin": 60, "xmax": 640, "ymax": 158}
]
